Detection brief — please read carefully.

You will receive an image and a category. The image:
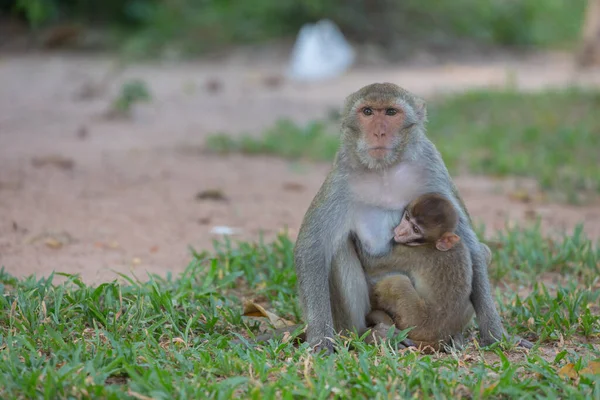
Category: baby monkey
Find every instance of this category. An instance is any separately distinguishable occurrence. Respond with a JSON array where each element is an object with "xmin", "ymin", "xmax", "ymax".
[{"xmin": 366, "ymin": 193, "xmax": 485, "ymax": 351}]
